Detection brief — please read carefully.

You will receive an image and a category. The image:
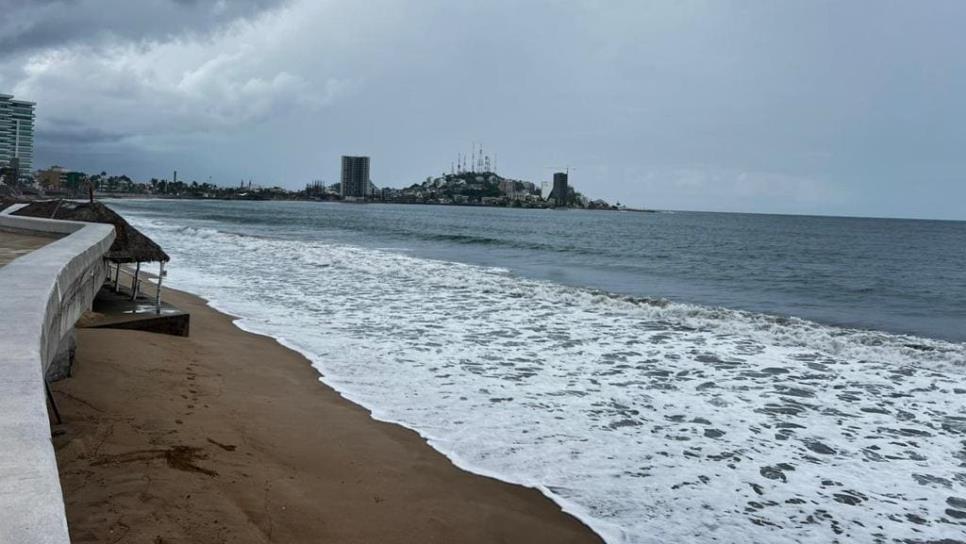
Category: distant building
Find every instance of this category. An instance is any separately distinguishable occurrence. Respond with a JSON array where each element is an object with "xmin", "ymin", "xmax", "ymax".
[
  {"xmin": 65, "ymin": 171, "xmax": 87, "ymax": 190},
  {"xmin": 0, "ymin": 95, "xmax": 10, "ymax": 169},
  {"xmin": 498, "ymin": 179, "xmax": 515, "ymax": 197},
  {"xmin": 540, "ymin": 181, "xmax": 552, "ymax": 200},
  {"xmin": 550, "ymin": 171, "xmax": 568, "ymax": 206},
  {"xmin": 37, "ymin": 165, "xmax": 67, "ymax": 189},
  {"xmin": 0, "ymin": 94, "xmax": 35, "ymax": 183},
  {"xmin": 340, "ymin": 156, "xmax": 370, "ymax": 198},
  {"xmin": 0, "ymin": 158, "xmax": 20, "ymax": 186}
]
